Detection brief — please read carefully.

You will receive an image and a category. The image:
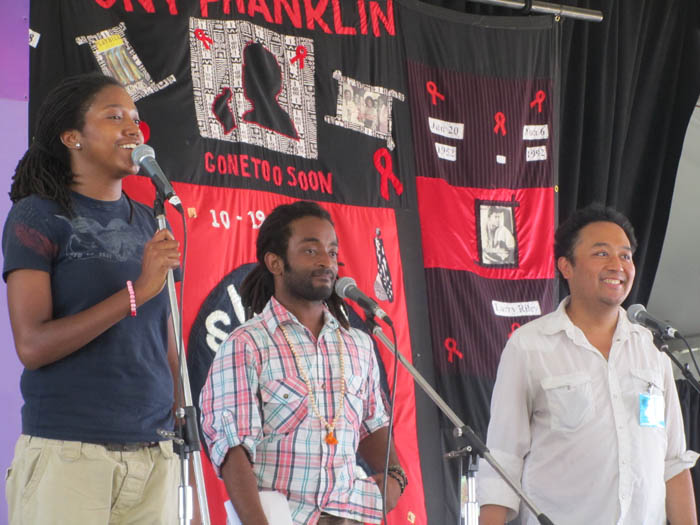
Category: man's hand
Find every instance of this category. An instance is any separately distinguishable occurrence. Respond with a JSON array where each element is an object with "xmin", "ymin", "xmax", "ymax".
[{"xmin": 370, "ymin": 472, "xmax": 402, "ymax": 513}]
